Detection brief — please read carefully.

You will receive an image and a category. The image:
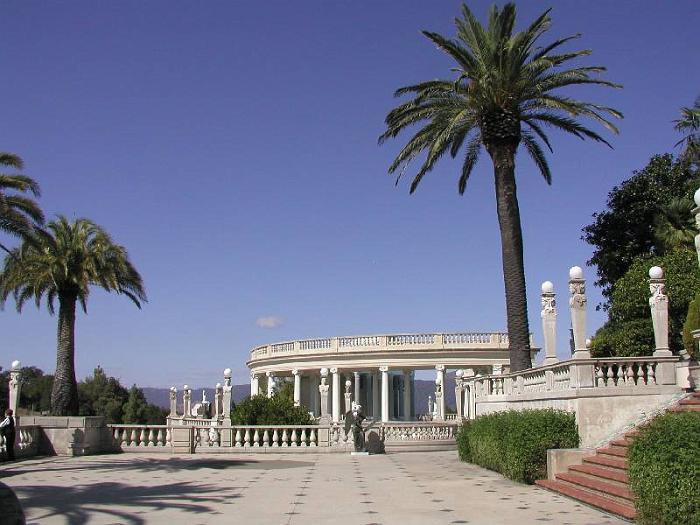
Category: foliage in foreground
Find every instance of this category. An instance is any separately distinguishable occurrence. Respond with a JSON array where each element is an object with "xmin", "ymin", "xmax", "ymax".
[
  {"xmin": 591, "ymin": 249, "xmax": 700, "ymax": 357},
  {"xmin": 231, "ymin": 382, "xmax": 313, "ymax": 426},
  {"xmin": 628, "ymin": 411, "xmax": 700, "ymax": 525},
  {"xmin": 682, "ymin": 292, "xmax": 700, "ymax": 359},
  {"xmin": 456, "ymin": 409, "xmax": 578, "ymax": 484}
]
